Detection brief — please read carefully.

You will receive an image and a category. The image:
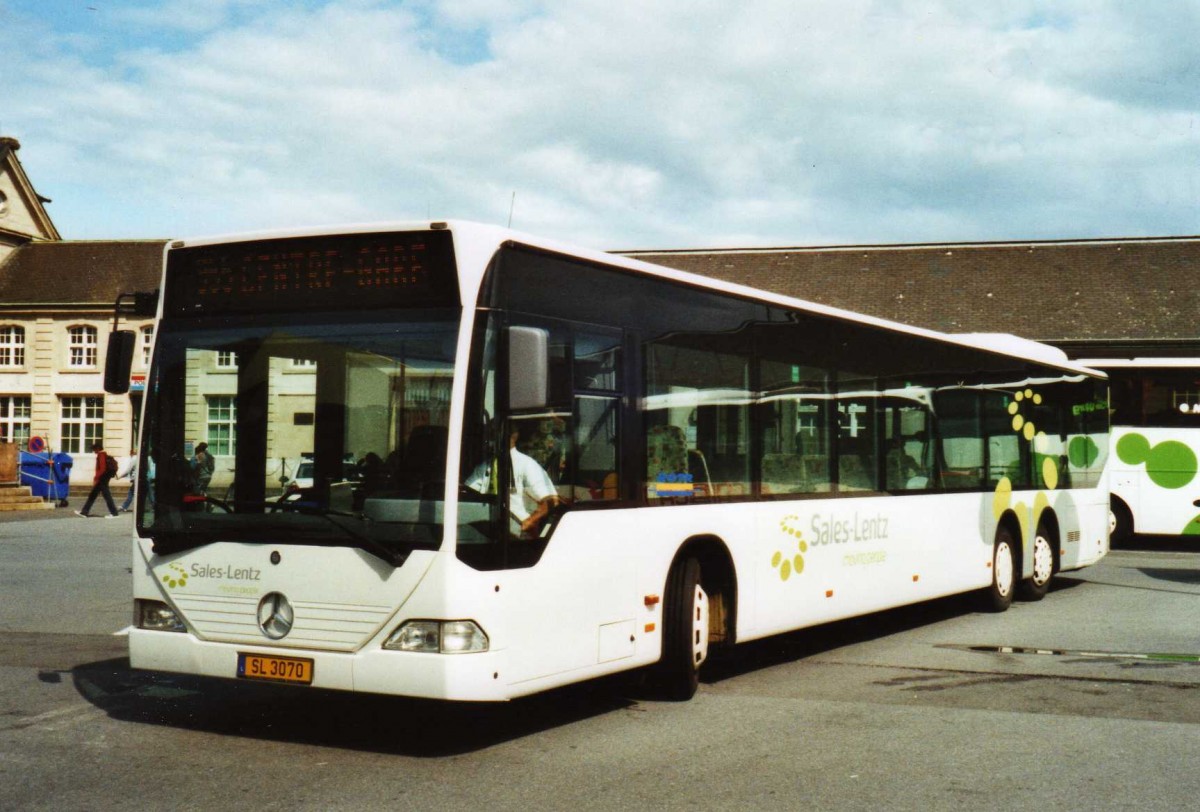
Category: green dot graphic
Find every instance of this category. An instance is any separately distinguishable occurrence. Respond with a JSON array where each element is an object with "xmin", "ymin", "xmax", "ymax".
[
  {"xmin": 1145, "ymin": 441, "xmax": 1198, "ymax": 489},
  {"xmin": 1116, "ymin": 433, "xmax": 1151, "ymax": 465},
  {"xmin": 1068, "ymin": 436, "xmax": 1100, "ymax": 468}
]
